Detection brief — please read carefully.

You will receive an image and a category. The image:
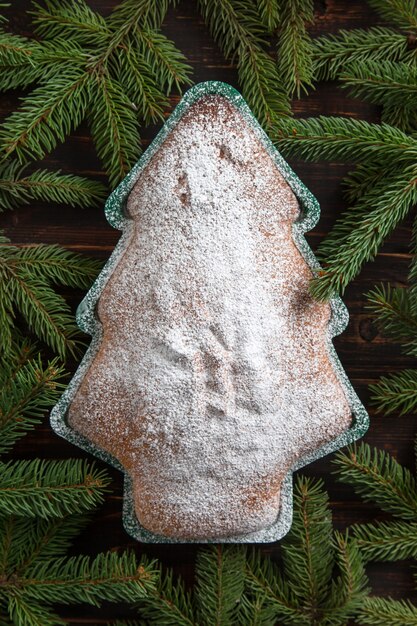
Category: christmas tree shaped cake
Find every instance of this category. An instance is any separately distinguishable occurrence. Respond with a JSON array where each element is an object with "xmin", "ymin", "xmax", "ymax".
[{"xmin": 51, "ymin": 82, "xmax": 368, "ymax": 543}]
